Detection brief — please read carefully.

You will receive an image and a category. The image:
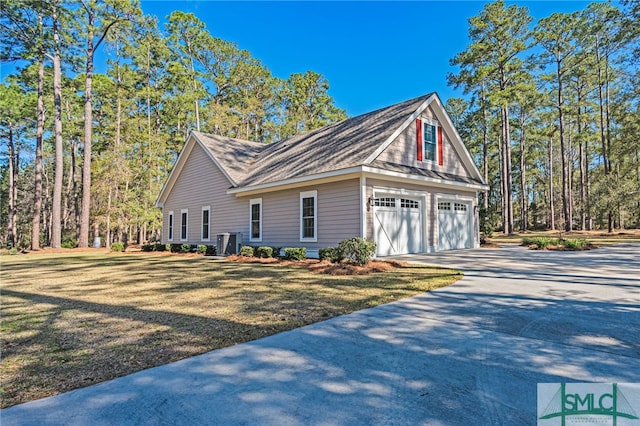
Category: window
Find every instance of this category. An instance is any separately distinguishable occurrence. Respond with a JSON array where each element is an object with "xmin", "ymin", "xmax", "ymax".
[
  {"xmin": 401, "ymin": 199, "xmax": 419, "ymax": 209},
  {"xmin": 250, "ymin": 198, "xmax": 262, "ymax": 242},
  {"xmin": 454, "ymin": 202, "xmax": 468, "ymax": 212},
  {"xmin": 374, "ymin": 197, "xmax": 396, "ymax": 207},
  {"xmin": 423, "ymin": 122, "xmax": 437, "ymax": 162},
  {"xmin": 180, "ymin": 209, "xmax": 188, "ymax": 241},
  {"xmin": 201, "ymin": 206, "xmax": 210, "ymax": 241},
  {"xmin": 167, "ymin": 211, "xmax": 174, "ymax": 241},
  {"xmin": 438, "ymin": 201, "xmax": 451, "ymax": 211},
  {"xmin": 300, "ymin": 190, "xmax": 317, "ymax": 242}
]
